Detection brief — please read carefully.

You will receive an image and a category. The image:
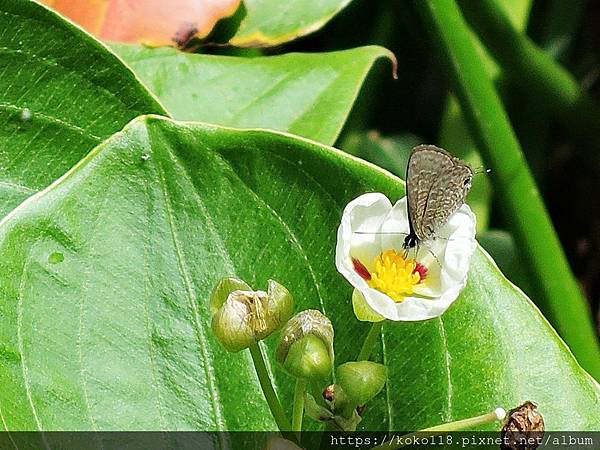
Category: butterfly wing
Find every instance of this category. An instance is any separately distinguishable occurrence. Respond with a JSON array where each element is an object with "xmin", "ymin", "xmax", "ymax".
[{"xmin": 406, "ymin": 145, "xmax": 472, "ymax": 241}]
